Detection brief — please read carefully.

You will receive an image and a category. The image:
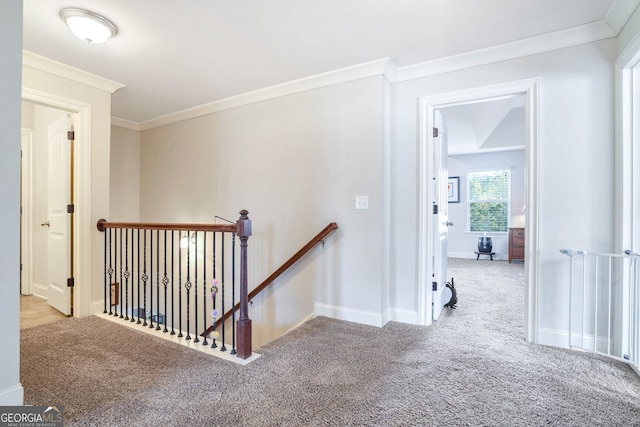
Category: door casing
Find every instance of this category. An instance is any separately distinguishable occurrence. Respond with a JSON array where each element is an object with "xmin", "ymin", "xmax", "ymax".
[
  {"xmin": 417, "ymin": 78, "xmax": 540, "ymax": 344},
  {"xmin": 21, "ymin": 88, "xmax": 92, "ymax": 317}
]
